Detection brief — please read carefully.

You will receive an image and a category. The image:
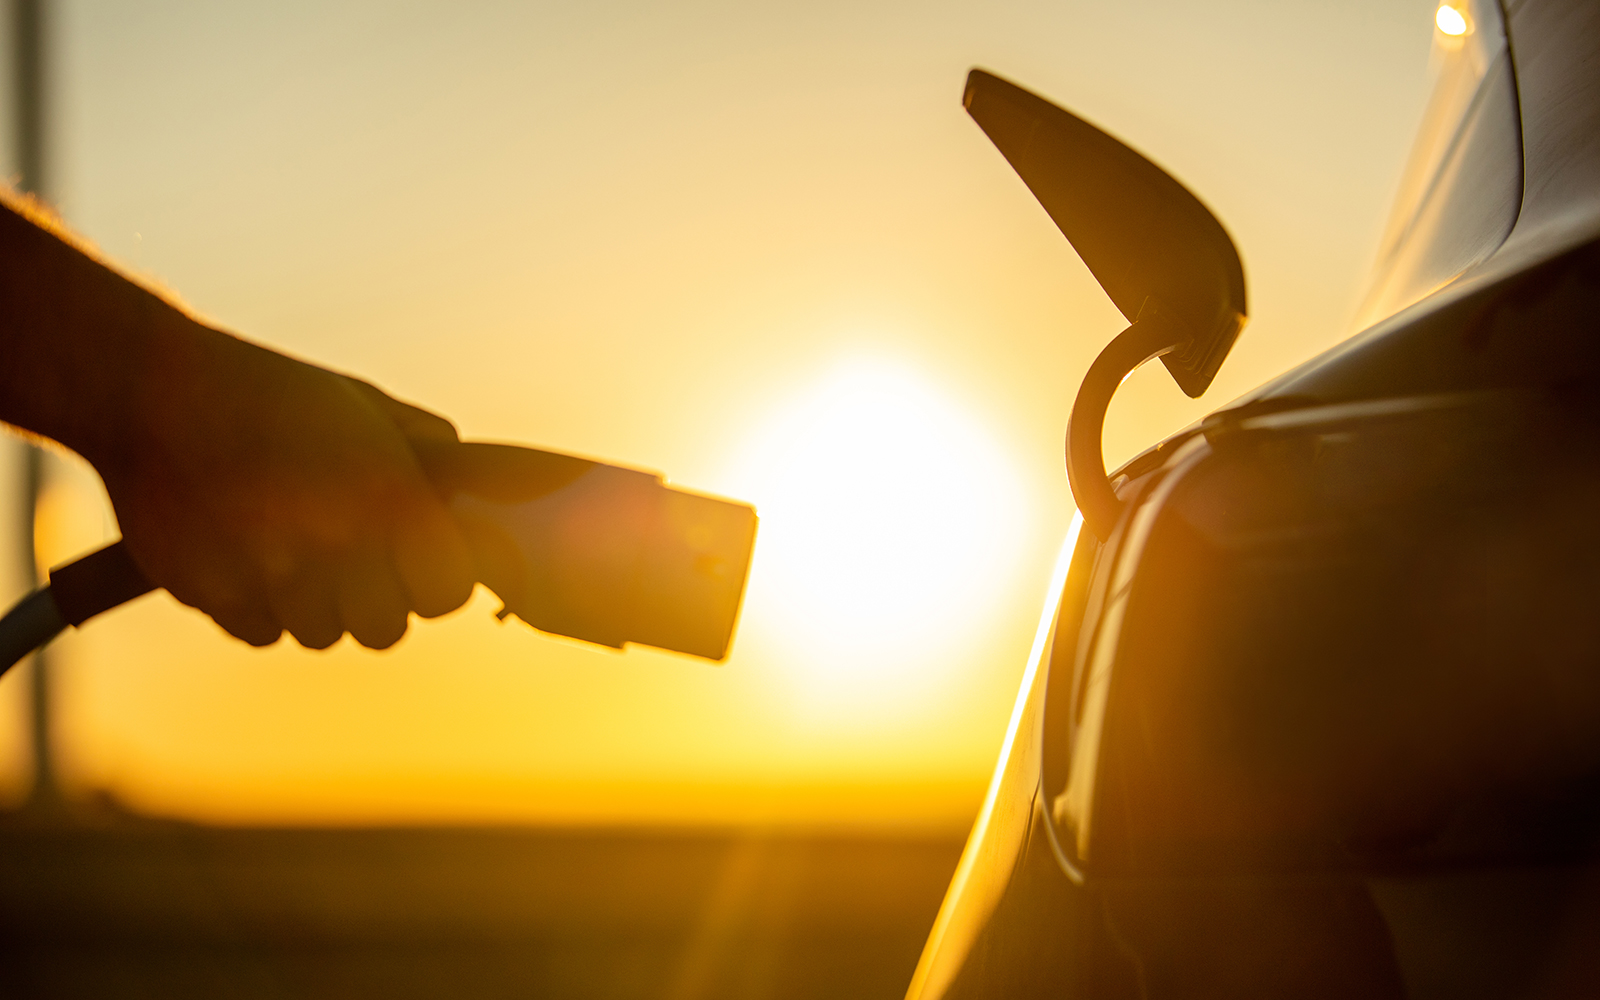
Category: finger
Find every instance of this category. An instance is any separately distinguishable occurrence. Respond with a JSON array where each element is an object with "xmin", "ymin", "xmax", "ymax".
[
  {"xmin": 209, "ymin": 605, "xmax": 285, "ymax": 648},
  {"xmin": 147, "ymin": 549, "xmax": 284, "ymax": 647},
  {"xmin": 343, "ymin": 379, "xmax": 465, "ymax": 490},
  {"xmin": 454, "ymin": 509, "xmax": 528, "ymax": 610},
  {"xmin": 346, "ymin": 379, "xmax": 460, "ymax": 447},
  {"xmin": 391, "ymin": 492, "xmax": 476, "ymax": 619},
  {"xmin": 266, "ymin": 562, "xmax": 344, "ymax": 650},
  {"xmin": 337, "ymin": 551, "xmax": 411, "ymax": 650}
]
